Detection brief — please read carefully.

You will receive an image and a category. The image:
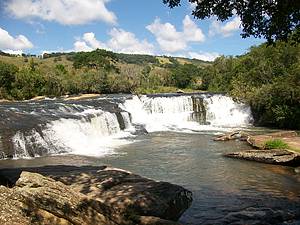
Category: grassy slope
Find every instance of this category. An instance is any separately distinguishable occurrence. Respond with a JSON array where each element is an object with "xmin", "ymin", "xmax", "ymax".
[
  {"xmin": 0, "ymin": 53, "xmax": 211, "ymax": 97},
  {"xmin": 0, "ymin": 53, "xmax": 210, "ymax": 68}
]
